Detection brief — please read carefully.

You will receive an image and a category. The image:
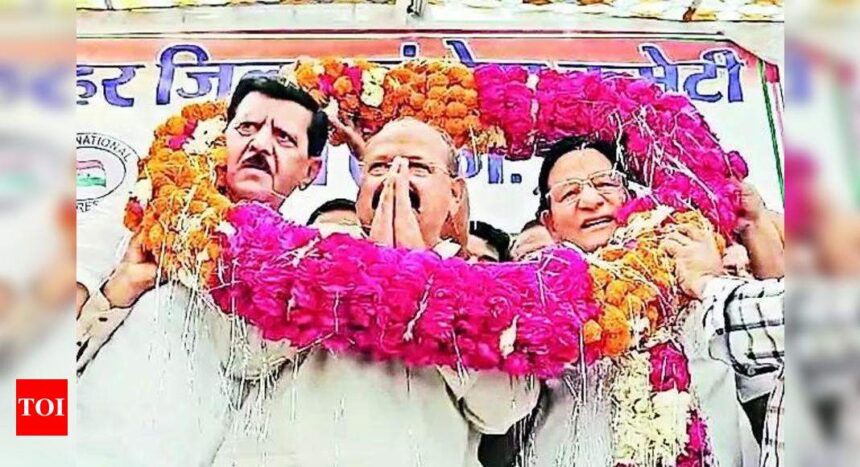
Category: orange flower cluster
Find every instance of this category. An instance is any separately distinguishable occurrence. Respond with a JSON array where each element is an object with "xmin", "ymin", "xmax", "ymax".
[
  {"xmin": 284, "ymin": 57, "xmax": 388, "ymax": 146},
  {"xmin": 584, "ymin": 209, "xmax": 725, "ymax": 358},
  {"xmin": 281, "ymin": 58, "xmax": 487, "ymax": 151},
  {"xmin": 381, "ymin": 60, "xmax": 483, "ymax": 149},
  {"xmin": 123, "ymin": 101, "xmax": 231, "ymax": 286}
]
